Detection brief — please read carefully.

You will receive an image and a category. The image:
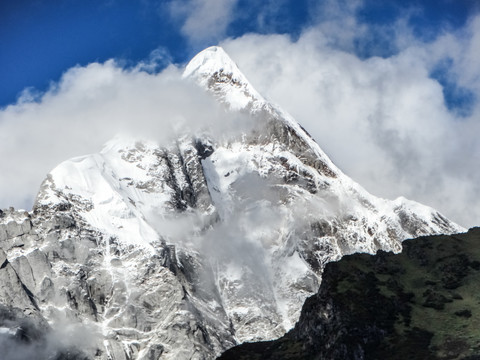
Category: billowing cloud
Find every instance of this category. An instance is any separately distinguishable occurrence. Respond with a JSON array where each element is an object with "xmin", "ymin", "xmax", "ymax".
[
  {"xmin": 0, "ymin": 60, "xmax": 249, "ymax": 210},
  {"xmin": 1, "ymin": 2, "xmax": 479, "ymax": 230},
  {"xmin": 220, "ymin": 14, "xmax": 480, "ymax": 227},
  {"xmin": 169, "ymin": 0, "xmax": 239, "ymax": 45}
]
